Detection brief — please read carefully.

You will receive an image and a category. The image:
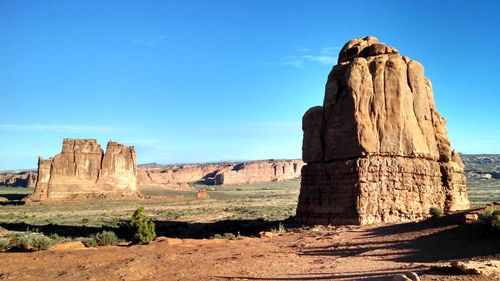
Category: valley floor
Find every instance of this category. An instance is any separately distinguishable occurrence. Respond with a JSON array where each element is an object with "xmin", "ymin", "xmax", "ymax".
[{"xmin": 0, "ymin": 215, "xmax": 498, "ymax": 281}]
